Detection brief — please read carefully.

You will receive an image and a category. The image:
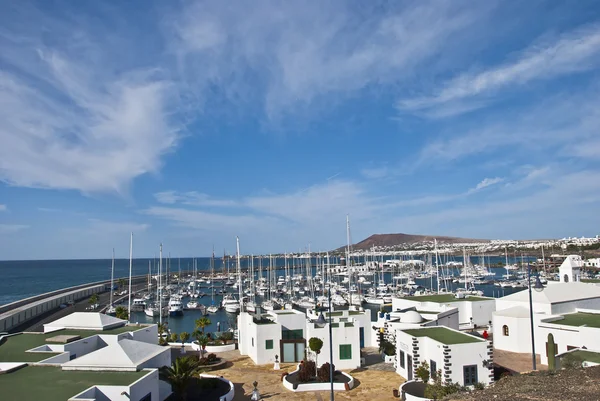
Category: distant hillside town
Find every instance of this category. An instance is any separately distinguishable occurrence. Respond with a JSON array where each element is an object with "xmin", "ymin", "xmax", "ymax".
[{"xmin": 336, "ymin": 233, "xmax": 600, "ymax": 257}]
